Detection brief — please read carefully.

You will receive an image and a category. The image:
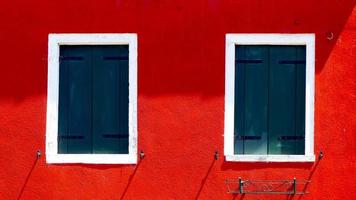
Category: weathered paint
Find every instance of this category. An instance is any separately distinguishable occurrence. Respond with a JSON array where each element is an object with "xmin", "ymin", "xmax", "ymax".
[{"xmin": 0, "ymin": 1, "xmax": 355, "ymax": 199}]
